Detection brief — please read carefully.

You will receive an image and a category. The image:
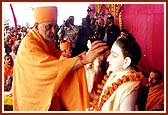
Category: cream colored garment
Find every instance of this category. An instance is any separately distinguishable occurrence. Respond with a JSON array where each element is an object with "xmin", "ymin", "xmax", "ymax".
[
  {"xmin": 101, "ymin": 82, "xmax": 140, "ymax": 111},
  {"xmin": 85, "ymin": 63, "xmax": 95, "ymax": 93},
  {"xmin": 85, "ymin": 57, "xmax": 102, "ymax": 93},
  {"xmin": 99, "ymin": 72, "xmax": 140, "ymax": 111},
  {"xmin": 10, "ymin": 52, "xmax": 16, "ymax": 61}
]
